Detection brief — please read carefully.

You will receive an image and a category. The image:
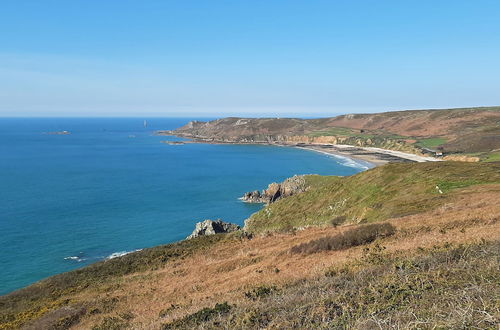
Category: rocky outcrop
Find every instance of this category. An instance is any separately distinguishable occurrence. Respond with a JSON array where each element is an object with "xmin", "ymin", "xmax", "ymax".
[
  {"xmin": 241, "ymin": 175, "xmax": 308, "ymax": 204},
  {"xmin": 187, "ymin": 219, "xmax": 240, "ymax": 239}
]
